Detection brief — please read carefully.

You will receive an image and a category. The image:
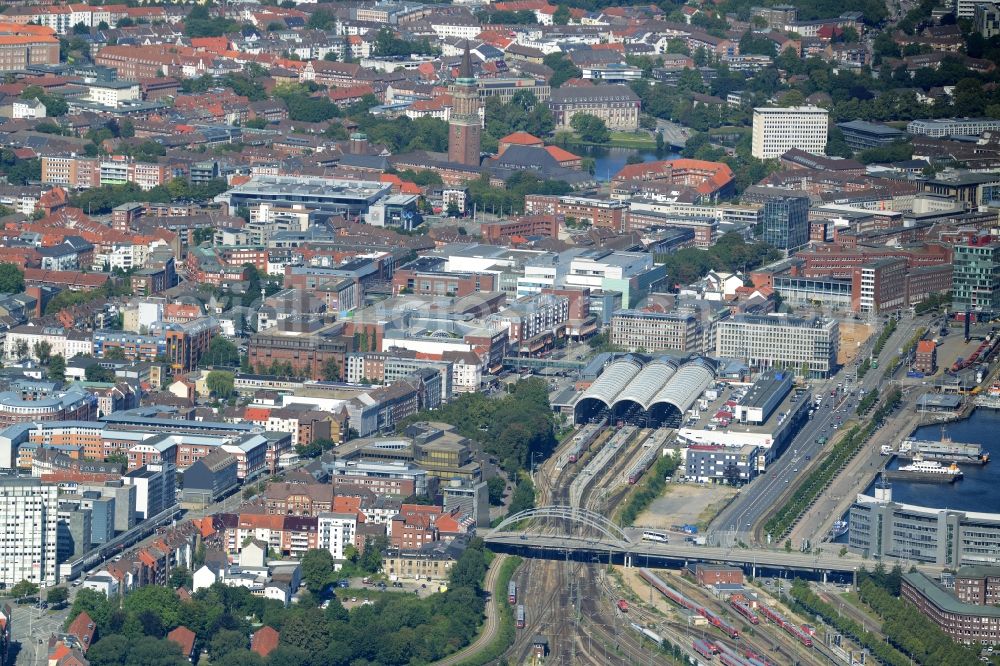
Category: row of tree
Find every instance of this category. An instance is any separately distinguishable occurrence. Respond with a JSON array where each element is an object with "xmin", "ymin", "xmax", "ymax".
[
  {"xmin": 764, "ymin": 387, "xmax": 902, "ymax": 539},
  {"xmin": 857, "ymin": 566, "xmax": 984, "ymax": 665}
]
